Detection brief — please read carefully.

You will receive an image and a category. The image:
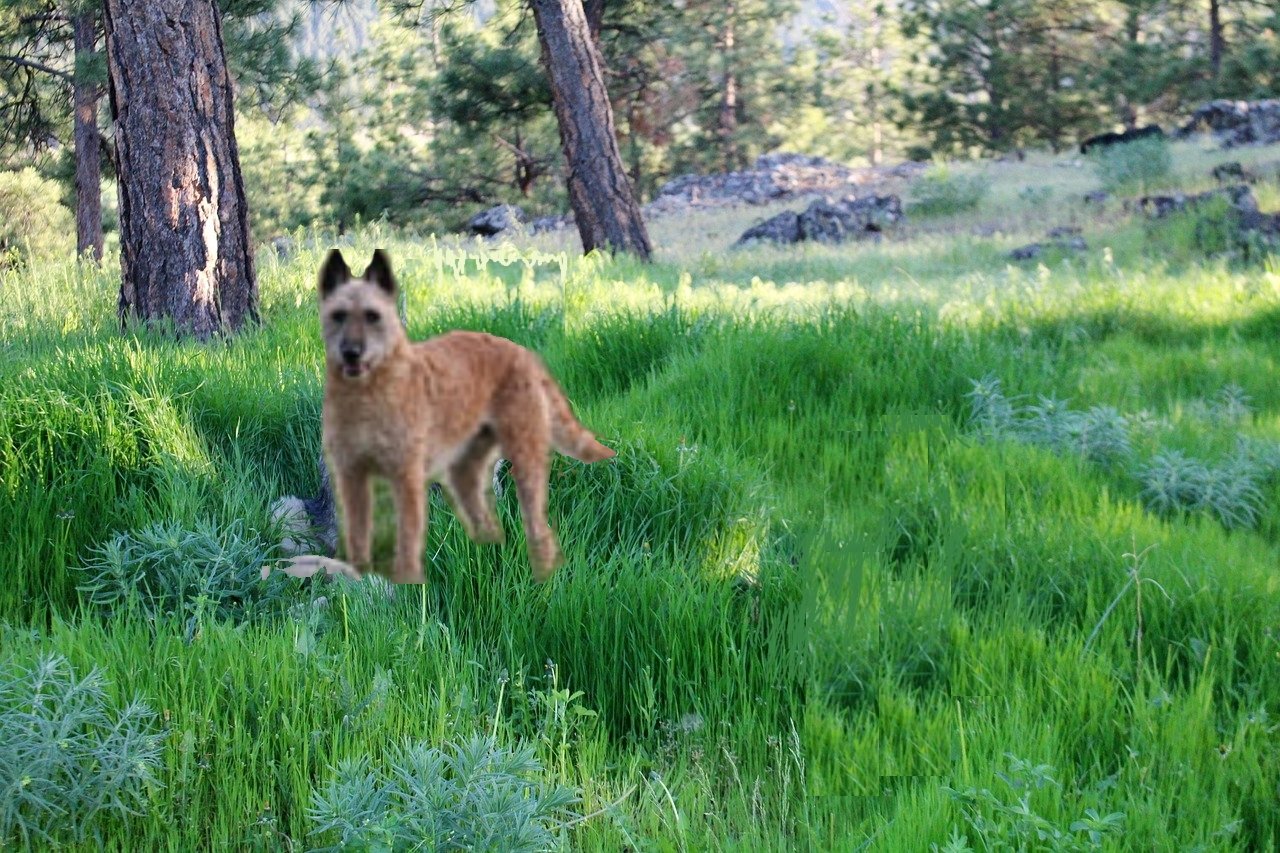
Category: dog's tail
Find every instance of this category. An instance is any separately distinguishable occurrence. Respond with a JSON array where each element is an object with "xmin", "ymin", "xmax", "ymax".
[{"xmin": 540, "ymin": 372, "xmax": 616, "ymax": 463}]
